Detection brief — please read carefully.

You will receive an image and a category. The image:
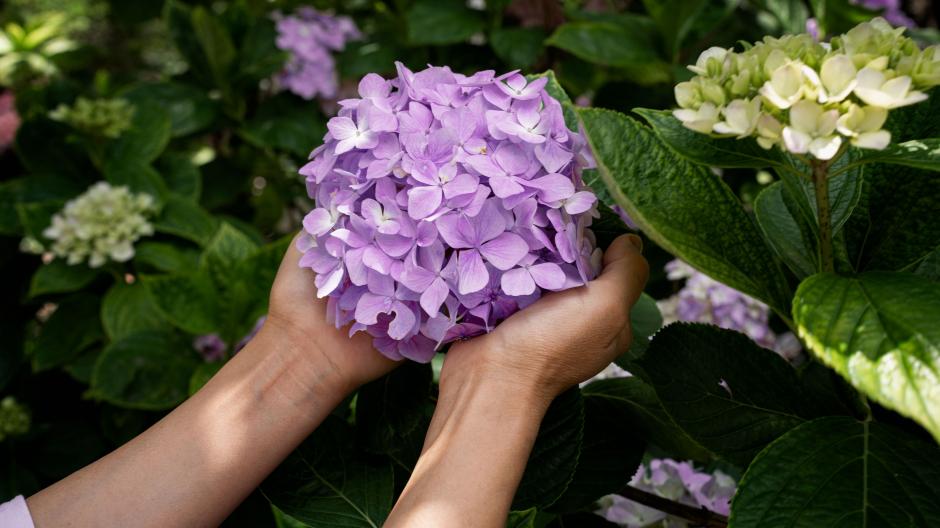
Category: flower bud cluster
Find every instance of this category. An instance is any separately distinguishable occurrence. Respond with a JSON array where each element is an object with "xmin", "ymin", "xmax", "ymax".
[
  {"xmin": 49, "ymin": 97, "xmax": 135, "ymax": 138},
  {"xmin": 0, "ymin": 396, "xmax": 30, "ymax": 442},
  {"xmin": 298, "ymin": 64, "xmax": 599, "ymax": 362},
  {"xmin": 22, "ymin": 182, "xmax": 156, "ymax": 268},
  {"xmin": 674, "ymin": 18, "xmax": 940, "ymax": 160},
  {"xmin": 273, "ymin": 7, "xmax": 360, "ymax": 100},
  {"xmin": 597, "ymin": 459, "xmax": 736, "ymax": 527}
]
